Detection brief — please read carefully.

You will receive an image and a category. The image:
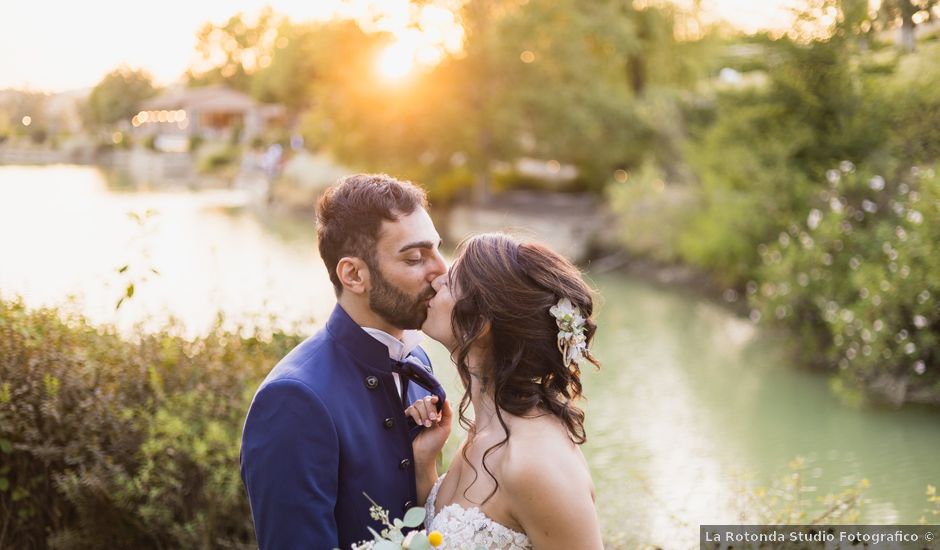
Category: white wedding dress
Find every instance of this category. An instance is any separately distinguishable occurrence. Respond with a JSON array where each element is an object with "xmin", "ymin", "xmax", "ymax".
[{"xmin": 425, "ymin": 473, "xmax": 532, "ymax": 550}]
